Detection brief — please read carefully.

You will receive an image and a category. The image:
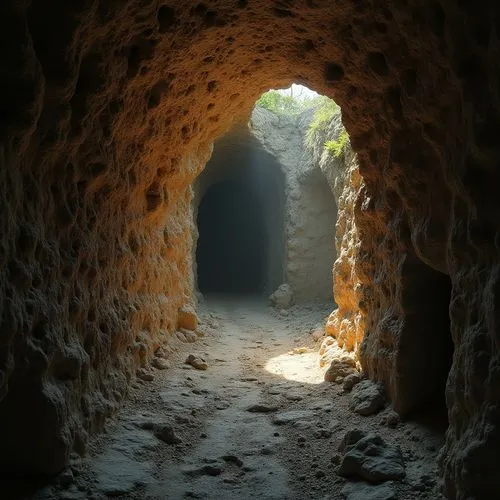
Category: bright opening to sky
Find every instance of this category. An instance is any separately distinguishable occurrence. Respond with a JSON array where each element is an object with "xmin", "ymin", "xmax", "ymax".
[{"xmin": 276, "ymin": 84, "xmax": 319, "ymax": 101}]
